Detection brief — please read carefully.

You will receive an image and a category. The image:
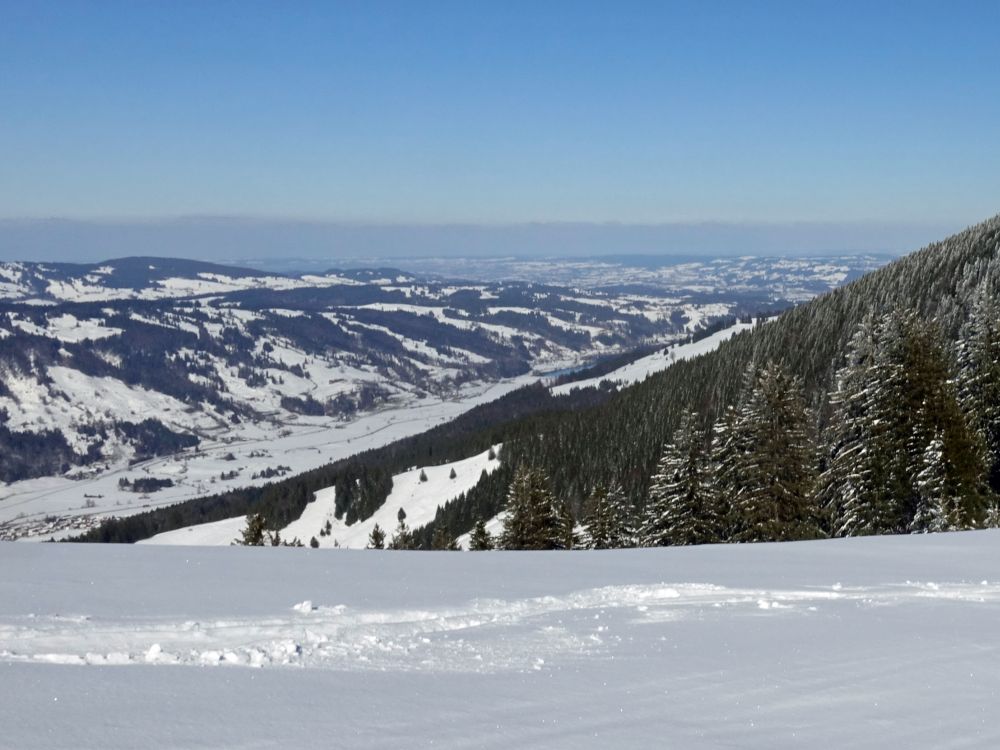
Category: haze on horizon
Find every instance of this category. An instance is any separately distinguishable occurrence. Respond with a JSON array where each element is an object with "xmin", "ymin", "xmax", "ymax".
[{"xmin": 1, "ymin": 1, "xmax": 998, "ymax": 263}]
